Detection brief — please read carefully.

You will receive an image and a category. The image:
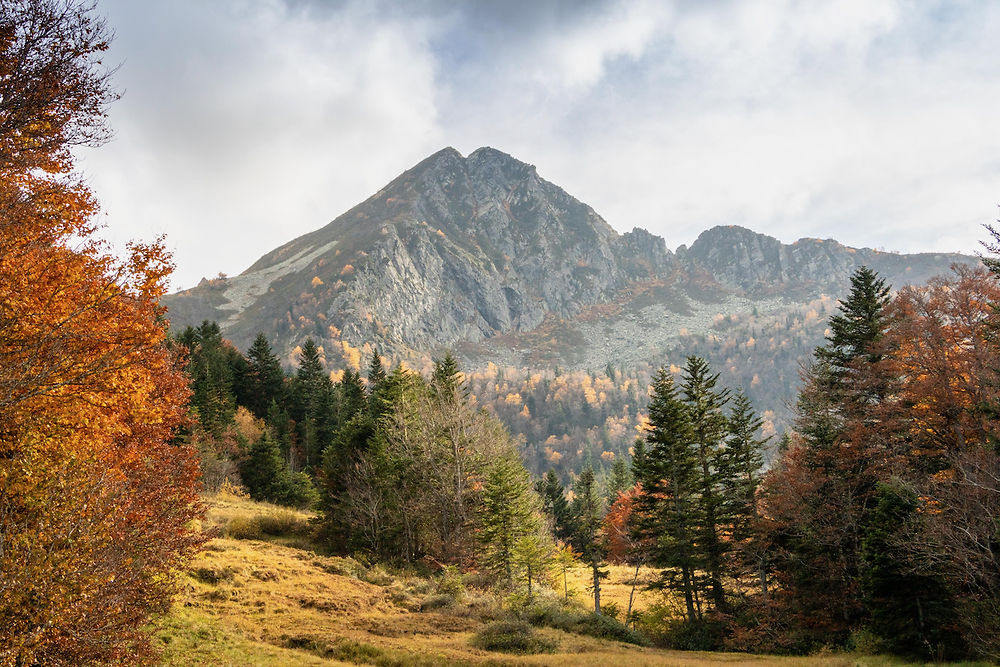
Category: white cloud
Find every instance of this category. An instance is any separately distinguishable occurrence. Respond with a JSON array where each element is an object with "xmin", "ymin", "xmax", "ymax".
[{"xmin": 79, "ymin": 0, "xmax": 1000, "ymax": 290}]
